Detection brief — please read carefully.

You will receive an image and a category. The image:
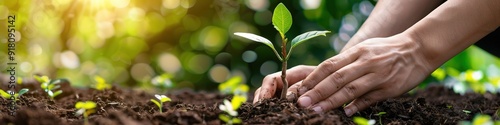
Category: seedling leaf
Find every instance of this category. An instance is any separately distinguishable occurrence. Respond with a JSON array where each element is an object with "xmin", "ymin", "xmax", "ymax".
[
  {"xmin": 234, "ymin": 32, "xmax": 282, "ymax": 61},
  {"xmin": 219, "ymin": 114, "xmax": 230, "ymax": 122},
  {"xmin": 160, "ymin": 96, "xmax": 171, "ymax": 102},
  {"xmin": 353, "ymin": 117, "xmax": 375, "ymax": 125},
  {"xmin": 52, "ymin": 90, "xmax": 63, "ymax": 98},
  {"xmin": 18, "ymin": 88, "xmax": 29, "ymax": 96},
  {"xmin": 0, "ymin": 89, "xmax": 11, "ymax": 98},
  {"xmin": 291, "ymin": 31, "xmax": 331, "ymax": 49},
  {"xmin": 232, "ymin": 118, "xmax": 242, "ymax": 124},
  {"xmin": 151, "ymin": 99, "xmax": 161, "ymax": 108},
  {"xmin": 272, "ymin": 3, "xmax": 292, "ymax": 38}
]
